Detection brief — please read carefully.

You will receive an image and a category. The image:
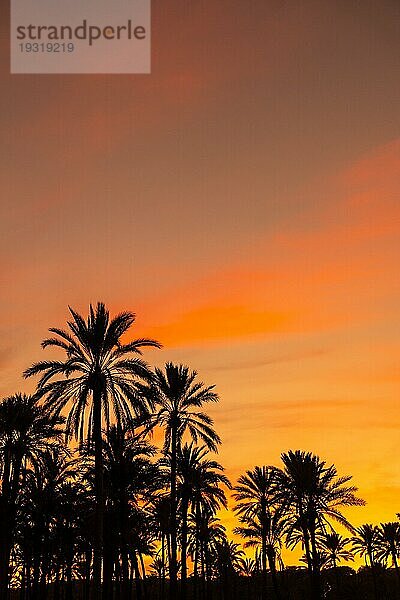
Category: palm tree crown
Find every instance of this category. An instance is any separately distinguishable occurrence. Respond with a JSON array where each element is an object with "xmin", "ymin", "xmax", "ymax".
[
  {"xmin": 24, "ymin": 302, "xmax": 161, "ymax": 442},
  {"xmin": 147, "ymin": 362, "xmax": 221, "ymax": 451}
]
